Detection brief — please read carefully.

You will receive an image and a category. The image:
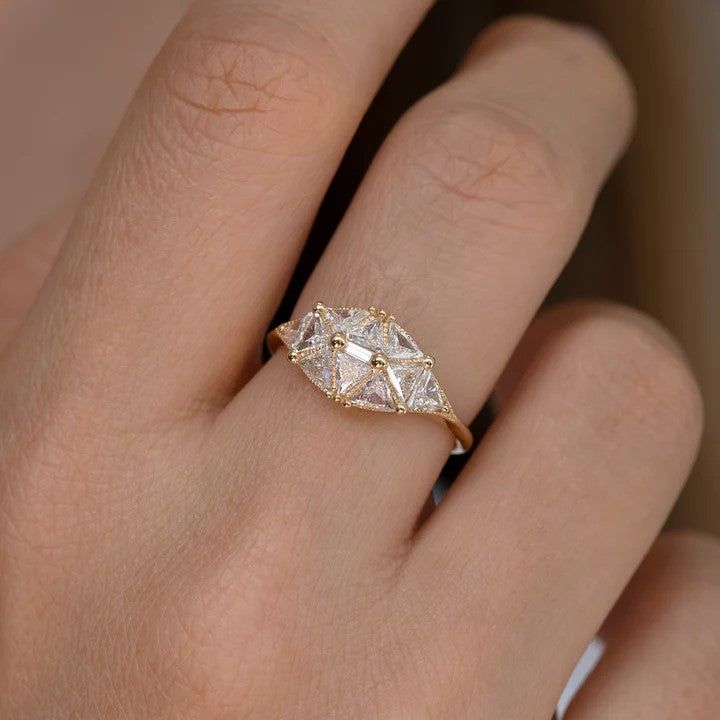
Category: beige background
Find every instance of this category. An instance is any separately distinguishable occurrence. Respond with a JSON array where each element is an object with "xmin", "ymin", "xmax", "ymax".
[{"xmin": 0, "ymin": 0, "xmax": 717, "ymax": 534}]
